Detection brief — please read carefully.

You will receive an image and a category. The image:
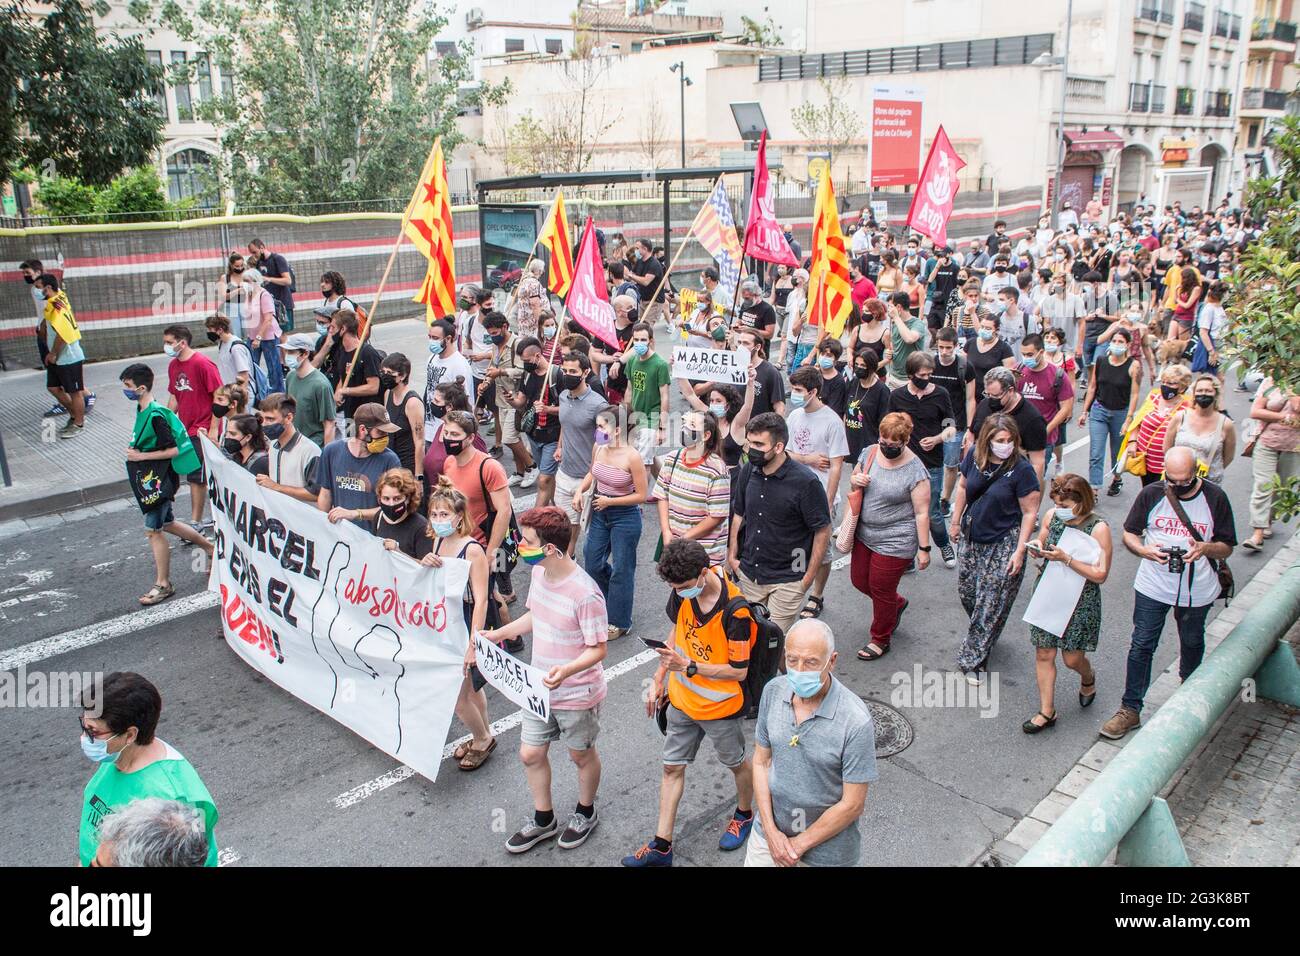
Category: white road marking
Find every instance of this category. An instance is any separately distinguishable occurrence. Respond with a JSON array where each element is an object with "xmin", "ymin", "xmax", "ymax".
[
  {"xmin": 217, "ymin": 847, "xmax": 240, "ymax": 866},
  {"xmin": 0, "ymin": 591, "xmax": 218, "ymax": 671},
  {"xmin": 2, "ymin": 569, "xmax": 53, "ymax": 591},
  {"xmin": 0, "ymin": 589, "xmax": 72, "ymax": 610},
  {"xmin": 332, "ymin": 647, "xmax": 659, "ymax": 809}
]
